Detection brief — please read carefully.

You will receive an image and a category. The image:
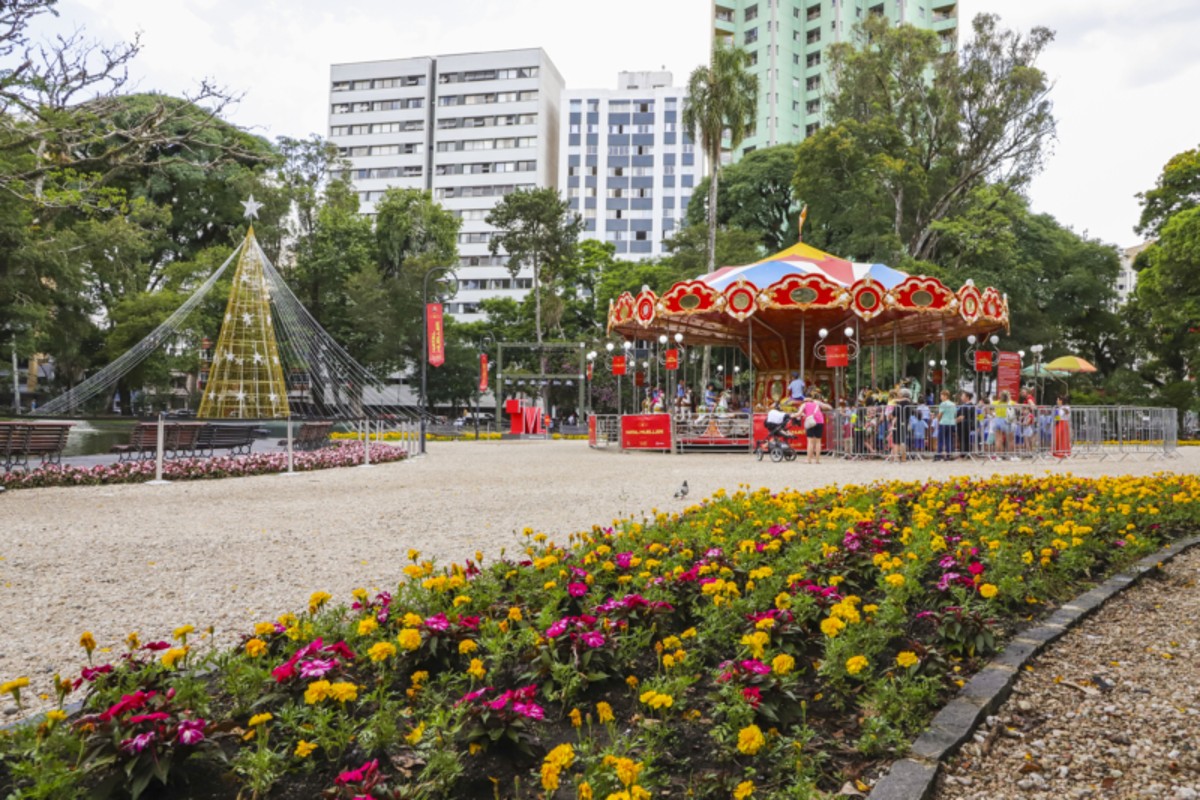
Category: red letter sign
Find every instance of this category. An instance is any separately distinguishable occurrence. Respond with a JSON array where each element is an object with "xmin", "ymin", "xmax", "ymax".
[
  {"xmin": 825, "ymin": 344, "xmax": 849, "ymax": 368},
  {"xmin": 426, "ymin": 304, "xmax": 445, "ymax": 367},
  {"xmin": 974, "ymin": 351, "xmax": 993, "ymax": 372},
  {"xmin": 665, "ymin": 349, "xmax": 679, "ymax": 371},
  {"xmin": 612, "ymin": 355, "xmax": 627, "ymax": 376},
  {"xmin": 478, "ymin": 353, "xmax": 488, "ymax": 393}
]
